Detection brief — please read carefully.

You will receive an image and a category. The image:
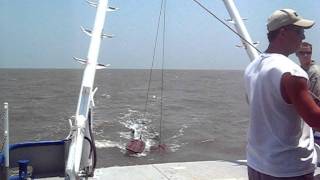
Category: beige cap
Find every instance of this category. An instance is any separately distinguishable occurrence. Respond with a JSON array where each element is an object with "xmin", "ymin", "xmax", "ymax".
[{"xmin": 267, "ymin": 9, "xmax": 314, "ymax": 32}]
